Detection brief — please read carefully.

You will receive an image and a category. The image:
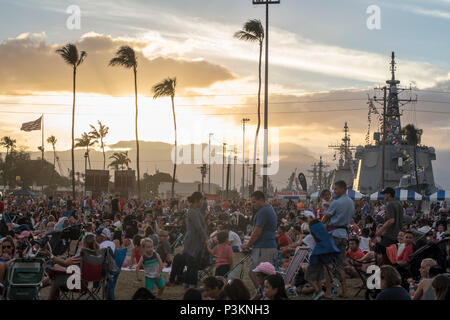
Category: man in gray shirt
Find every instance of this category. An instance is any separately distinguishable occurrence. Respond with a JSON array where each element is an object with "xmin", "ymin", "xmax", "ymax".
[{"xmin": 376, "ymin": 187, "xmax": 403, "ymax": 247}]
